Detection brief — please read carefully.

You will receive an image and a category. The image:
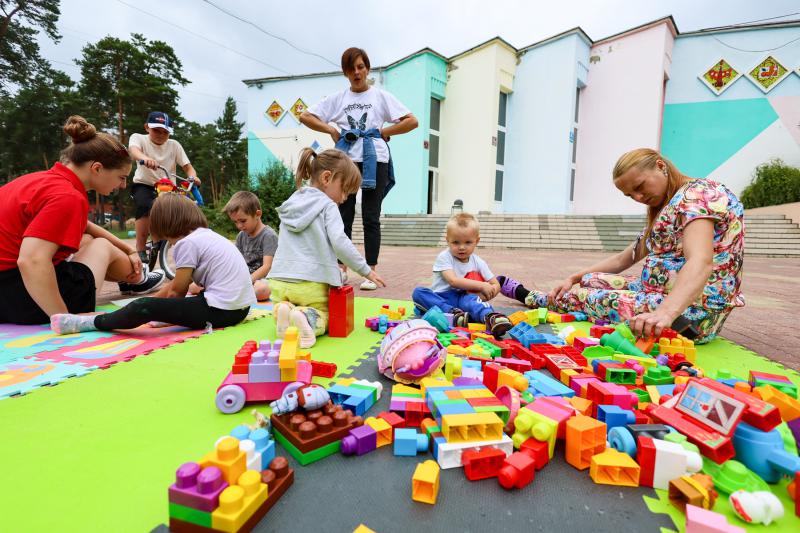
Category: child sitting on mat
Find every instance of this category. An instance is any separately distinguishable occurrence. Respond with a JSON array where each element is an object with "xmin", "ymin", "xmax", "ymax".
[
  {"xmin": 267, "ymin": 147, "xmax": 385, "ymax": 349},
  {"xmin": 50, "ymin": 193, "xmax": 256, "ymax": 334}
]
